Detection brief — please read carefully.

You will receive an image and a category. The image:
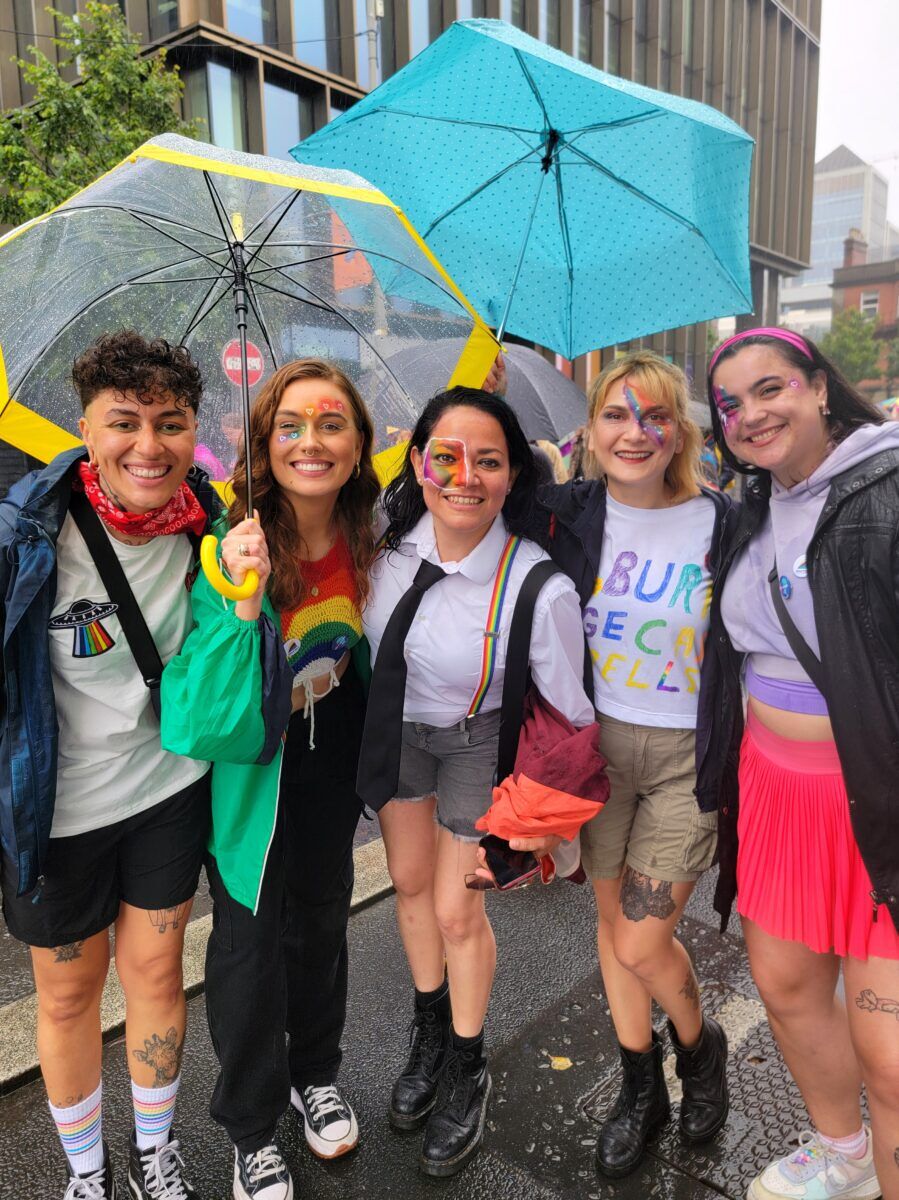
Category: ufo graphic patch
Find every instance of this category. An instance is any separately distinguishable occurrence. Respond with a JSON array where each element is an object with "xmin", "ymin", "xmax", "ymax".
[{"xmin": 48, "ymin": 599, "xmax": 118, "ymax": 657}]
